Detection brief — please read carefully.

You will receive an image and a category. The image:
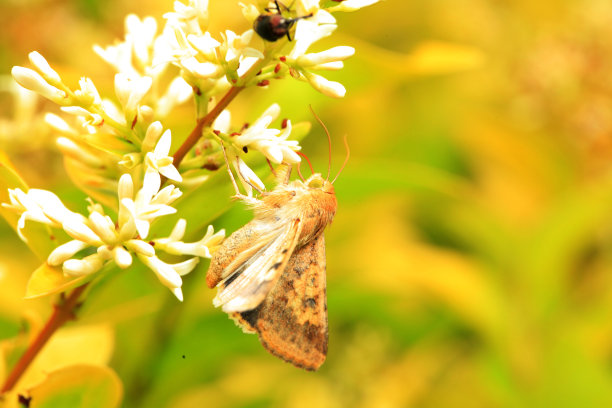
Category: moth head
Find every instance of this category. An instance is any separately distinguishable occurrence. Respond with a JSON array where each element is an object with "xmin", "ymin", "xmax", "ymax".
[{"xmin": 305, "ymin": 173, "xmax": 335, "ymax": 195}]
